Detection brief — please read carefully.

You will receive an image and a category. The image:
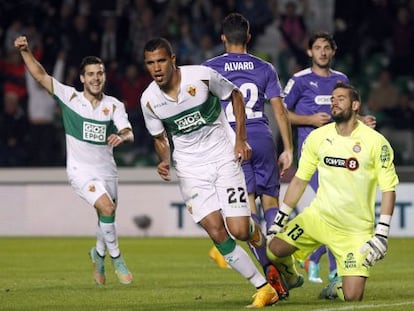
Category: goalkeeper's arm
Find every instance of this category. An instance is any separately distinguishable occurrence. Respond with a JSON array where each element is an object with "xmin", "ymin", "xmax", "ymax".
[
  {"xmin": 375, "ymin": 190, "xmax": 396, "ymax": 239},
  {"xmin": 360, "ymin": 191, "xmax": 396, "ymax": 267},
  {"xmin": 267, "ymin": 176, "xmax": 308, "ymax": 237}
]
